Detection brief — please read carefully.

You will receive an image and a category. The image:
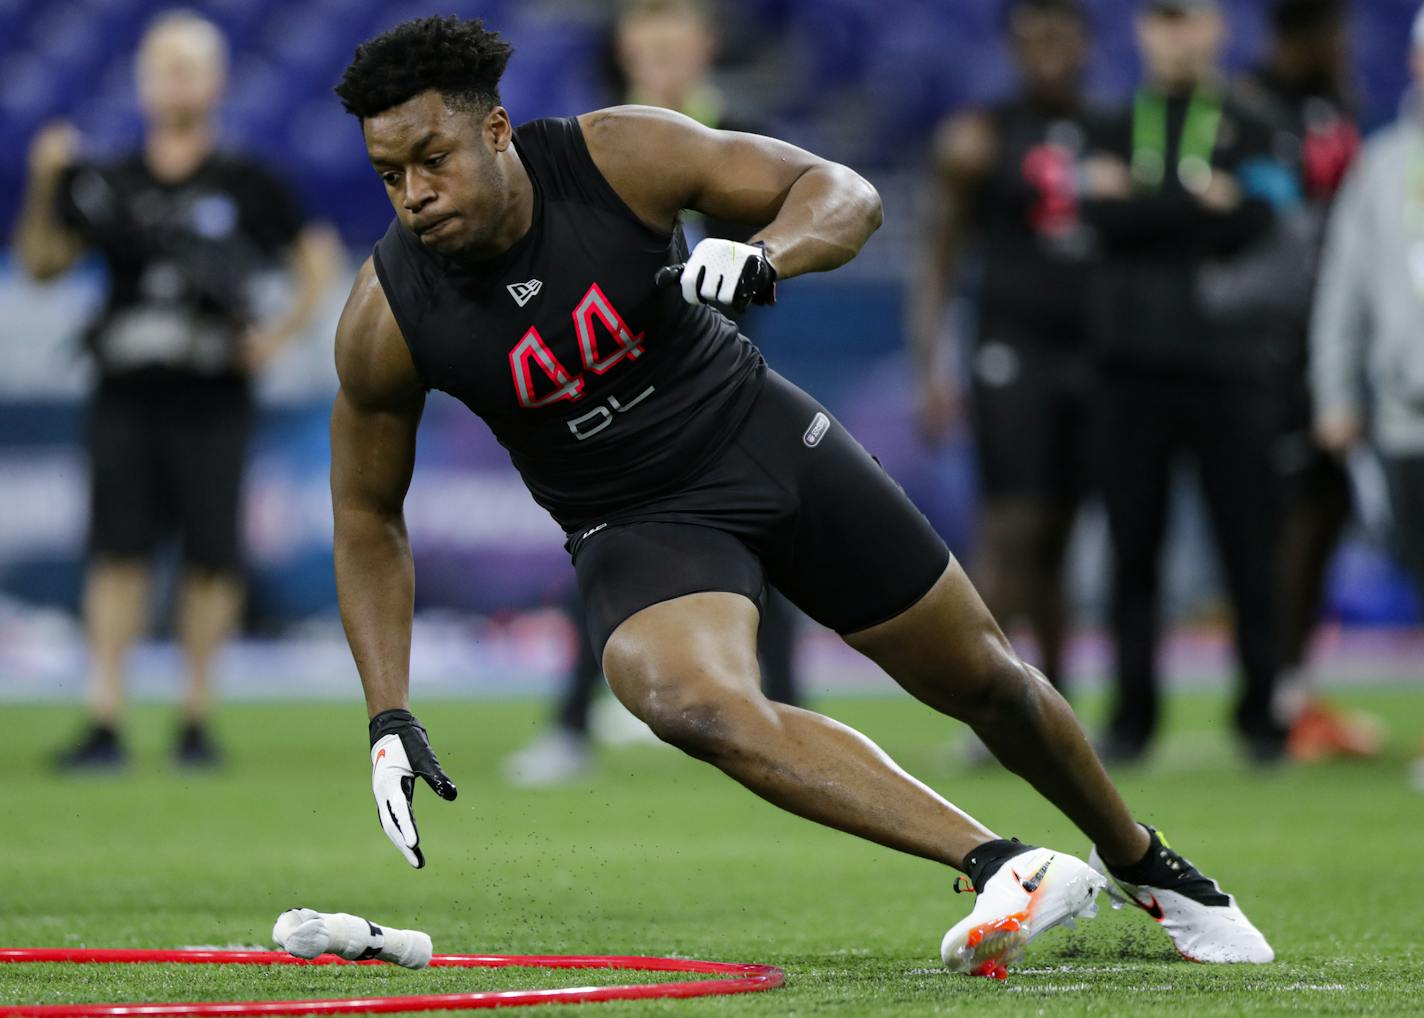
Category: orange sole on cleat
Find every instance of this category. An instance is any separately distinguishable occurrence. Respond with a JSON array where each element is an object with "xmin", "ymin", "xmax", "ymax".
[
  {"xmin": 961, "ymin": 912, "xmax": 1030, "ymax": 978},
  {"xmin": 966, "ymin": 914, "xmax": 1025, "ymax": 948}
]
